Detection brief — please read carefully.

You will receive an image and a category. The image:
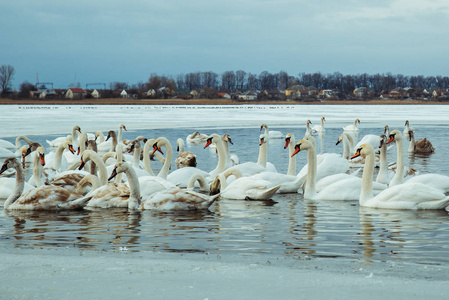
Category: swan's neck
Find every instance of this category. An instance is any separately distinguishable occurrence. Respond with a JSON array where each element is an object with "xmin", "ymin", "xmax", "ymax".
[
  {"xmin": 96, "ymin": 132, "xmax": 105, "ymax": 143},
  {"xmin": 53, "ymin": 144, "xmax": 66, "ymax": 171},
  {"xmin": 210, "ymin": 138, "xmax": 227, "ymax": 177},
  {"xmin": 143, "ymin": 141, "xmax": 155, "ymax": 176},
  {"xmin": 376, "ymin": 143, "xmax": 388, "ymax": 184},
  {"xmin": 118, "ymin": 127, "xmax": 124, "ymax": 141},
  {"xmin": 187, "ymin": 174, "xmax": 209, "ymax": 192},
  {"xmin": 341, "ymin": 134, "xmax": 350, "ymax": 159},
  {"xmin": 408, "ymin": 133, "xmax": 415, "ymax": 153},
  {"xmin": 178, "ymin": 139, "xmax": 185, "ymax": 152},
  {"xmin": 76, "ymin": 174, "xmax": 101, "ymax": 194},
  {"xmin": 132, "ymin": 146, "xmax": 140, "ymax": 168},
  {"xmin": 257, "ymin": 143, "xmax": 268, "ymax": 167},
  {"xmin": 71, "ymin": 127, "xmax": 79, "ymax": 147},
  {"xmin": 89, "ymin": 152, "xmax": 108, "ymax": 185},
  {"xmin": 353, "ymin": 120, "xmax": 358, "ymax": 128},
  {"xmin": 33, "ymin": 153, "xmax": 44, "ymax": 187},
  {"xmin": 321, "ymin": 118, "xmax": 325, "ymax": 128},
  {"xmin": 304, "ymin": 145, "xmax": 317, "ymax": 198},
  {"xmin": 124, "ymin": 165, "xmax": 141, "ymax": 210},
  {"xmin": 287, "ymin": 138, "xmax": 296, "ymax": 176},
  {"xmin": 360, "ymin": 150, "xmax": 375, "ymax": 205},
  {"xmin": 390, "ymin": 139, "xmax": 404, "ymax": 186},
  {"xmin": 111, "ymin": 134, "xmax": 118, "ymax": 152},
  {"xmin": 305, "ymin": 122, "xmax": 310, "ymax": 135},
  {"xmin": 15, "ymin": 136, "xmax": 33, "ymax": 148},
  {"xmin": 345, "ymin": 133, "xmax": 355, "ymax": 151},
  {"xmin": 4, "ymin": 164, "xmax": 26, "ymax": 209},
  {"xmin": 158, "ymin": 139, "xmax": 172, "ymax": 179}
]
